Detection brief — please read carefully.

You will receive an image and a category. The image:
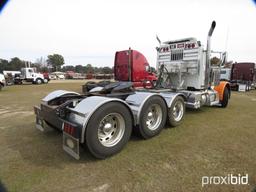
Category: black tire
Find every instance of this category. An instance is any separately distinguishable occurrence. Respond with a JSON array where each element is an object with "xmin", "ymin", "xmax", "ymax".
[
  {"xmin": 168, "ymin": 96, "xmax": 185, "ymax": 127},
  {"xmin": 43, "ymin": 79, "xmax": 49, "ymax": 84},
  {"xmin": 220, "ymin": 87, "xmax": 229, "ymax": 108},
  {"xmin": 36, "ymin": 78, "xmax": 43, "ymax": 84},
  {"xmin": 0, "ymin": 84, "xmax": 3, "ymax": 91},
  {"xmin": 138, "ymin": 96, "xmax": 167, "ymax": 139},
  {"xmin": 85, "ymin": 102, "xmax": 132, "ymax": 159}
]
